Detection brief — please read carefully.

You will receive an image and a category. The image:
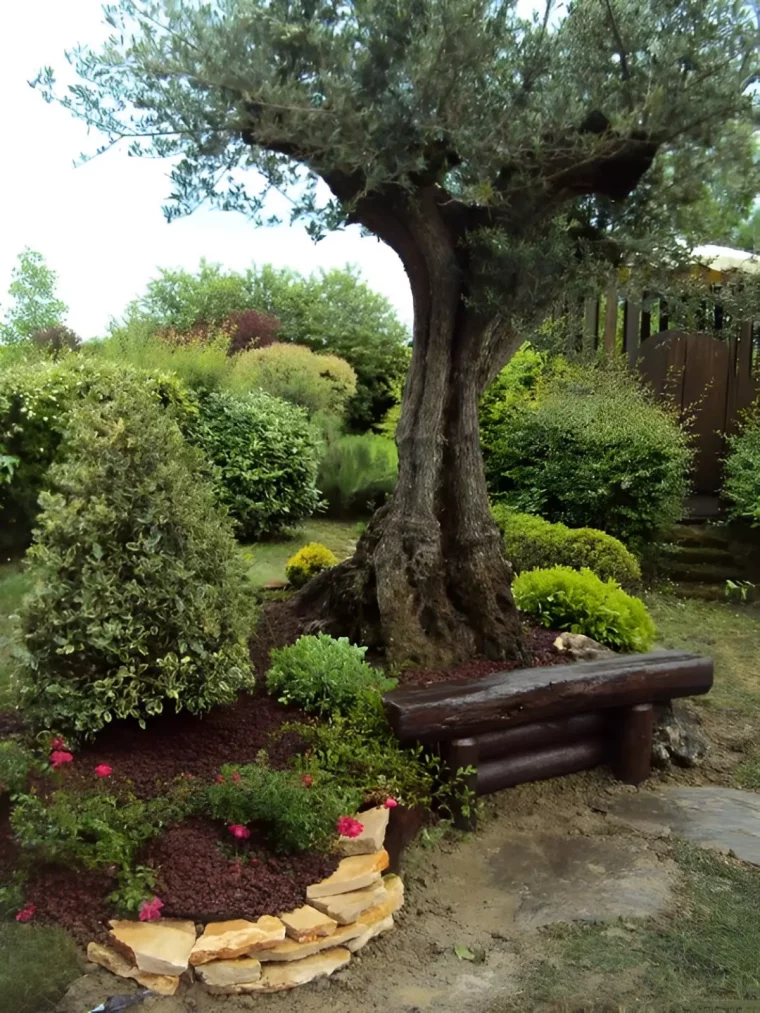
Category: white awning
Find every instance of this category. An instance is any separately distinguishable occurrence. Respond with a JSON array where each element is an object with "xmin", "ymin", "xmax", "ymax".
[{"xmin": 692, "ymin": 244, "xmax": 760, "ymax": 277}]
